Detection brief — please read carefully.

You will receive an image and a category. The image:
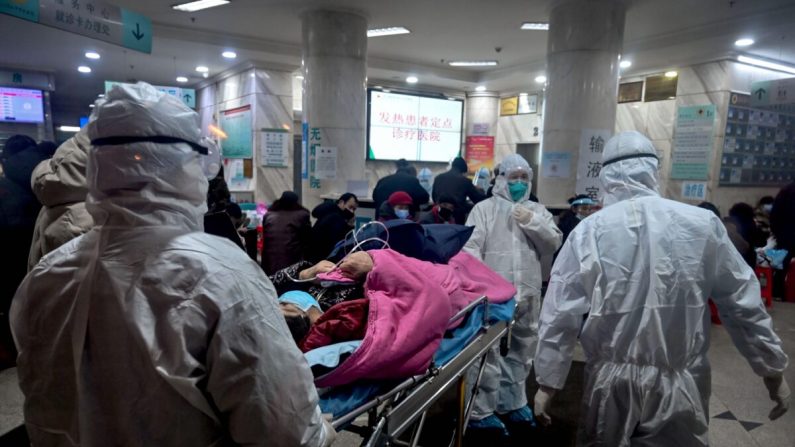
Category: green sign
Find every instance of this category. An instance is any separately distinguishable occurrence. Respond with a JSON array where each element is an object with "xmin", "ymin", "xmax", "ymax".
[
  {"xmin": 671, "ymin": 104, "xmax": 715, "ymax": 181},
  {"xmin": 219, "ymin": 105, "xmax": 253, "ymax": 159},
  {"xmin": 0, "ymin": 0, "xmax": 38, "ymax": 22},
  {"xmin": 1, "ymin": 0, "xmax": 152, "ymax": 54}
]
